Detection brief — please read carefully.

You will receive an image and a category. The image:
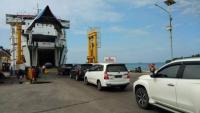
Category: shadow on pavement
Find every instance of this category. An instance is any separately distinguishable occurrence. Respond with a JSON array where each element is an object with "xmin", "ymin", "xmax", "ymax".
[
  {"xmin": 0, "ymin": 75, "xmax": 52, "ymax": 85},
  {"xmin": 32, "ymin": 81, "xmax": 52, "ymax": 84},
  {"xmin": 0, "ymin": 76, "xmax": 17, "ymax": 85},
  {"xmin": 149, "ymin": 106, "xmax": 172, "ymax": 113}
]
